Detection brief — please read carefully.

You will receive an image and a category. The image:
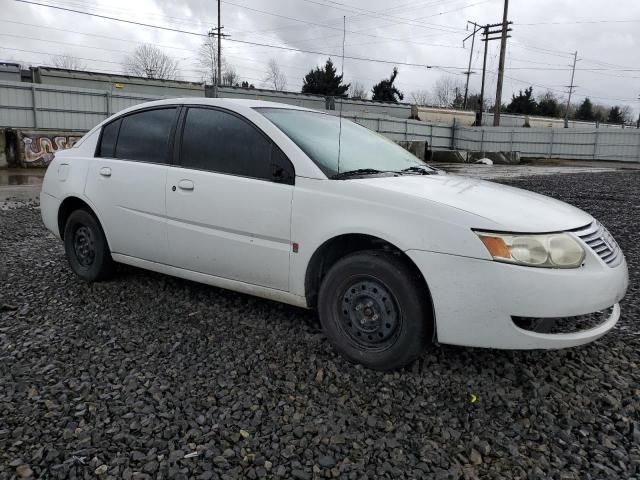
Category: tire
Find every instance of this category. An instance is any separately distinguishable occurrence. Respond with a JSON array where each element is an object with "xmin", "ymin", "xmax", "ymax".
[
  {"xmin": 318, "ymin": 250, "xmax": 433, "ymax": 371},
  {"xmin": 63, "ymin": 209, "xmax": 114, "ymax": 282}
]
